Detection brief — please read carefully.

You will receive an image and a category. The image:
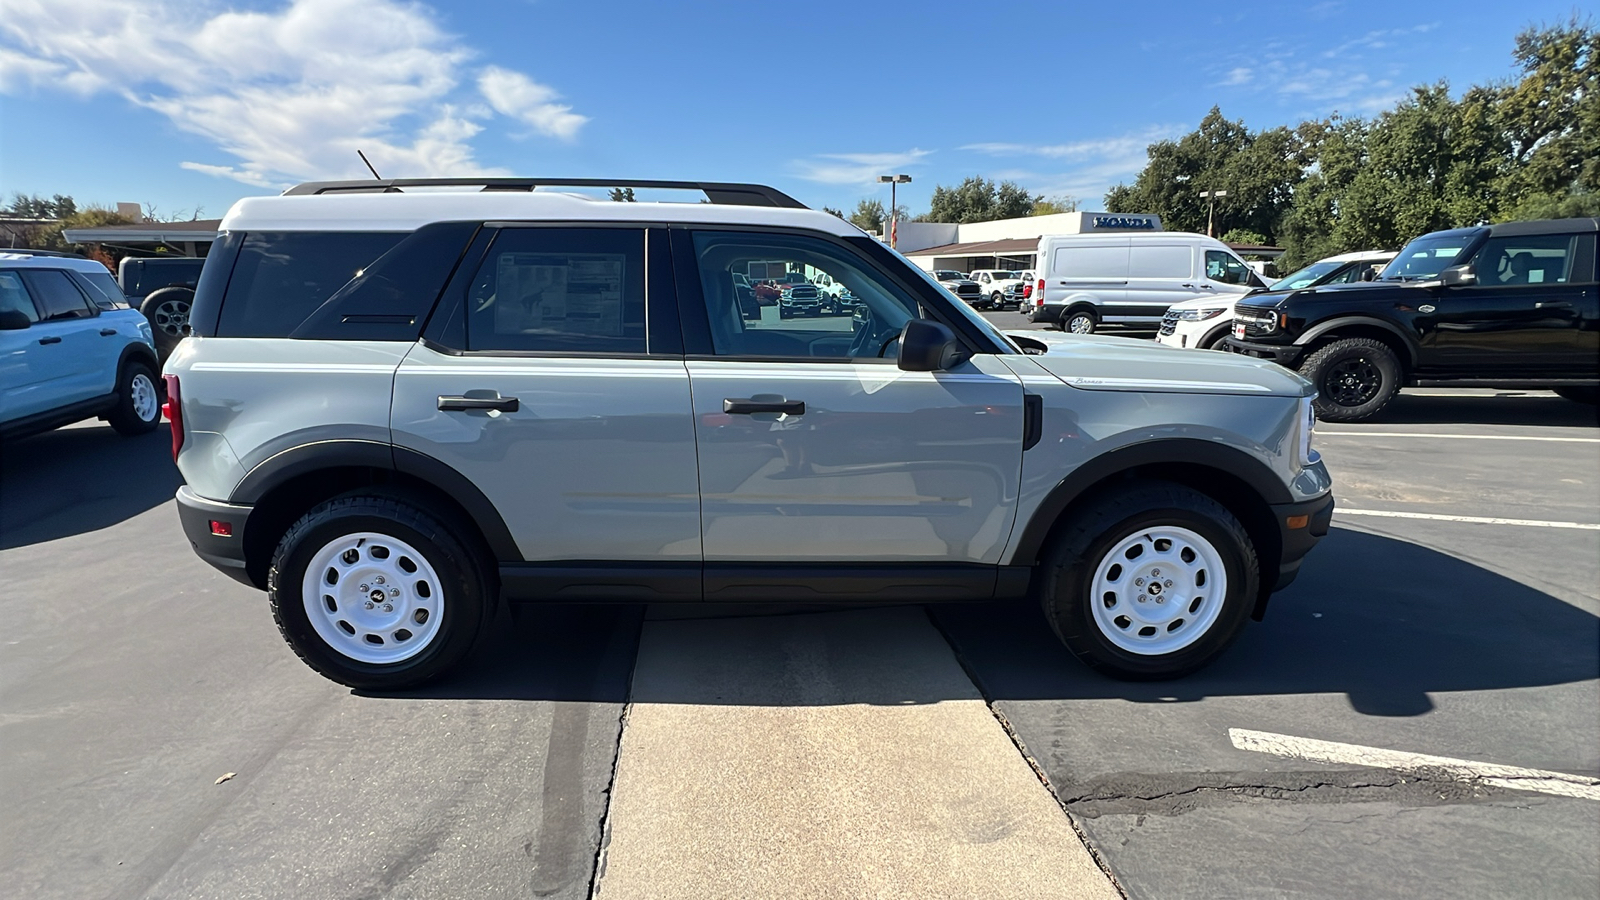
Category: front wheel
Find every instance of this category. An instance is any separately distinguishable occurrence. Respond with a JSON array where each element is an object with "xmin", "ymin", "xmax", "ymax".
[
  {"xmin": 108, "ymin": 360, "xmax": 162, "ymax": 435},
  {"xmin": 268, "ymin": 495, "xmax": 492, "ymax": 690},
  {"xmin": 1039, "ymin": 482, "xmax": 1258, "ymax": 680},
  {"xmin": 1301, "ymin": 337, "xmax": 1401, "ymax": 422}
]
